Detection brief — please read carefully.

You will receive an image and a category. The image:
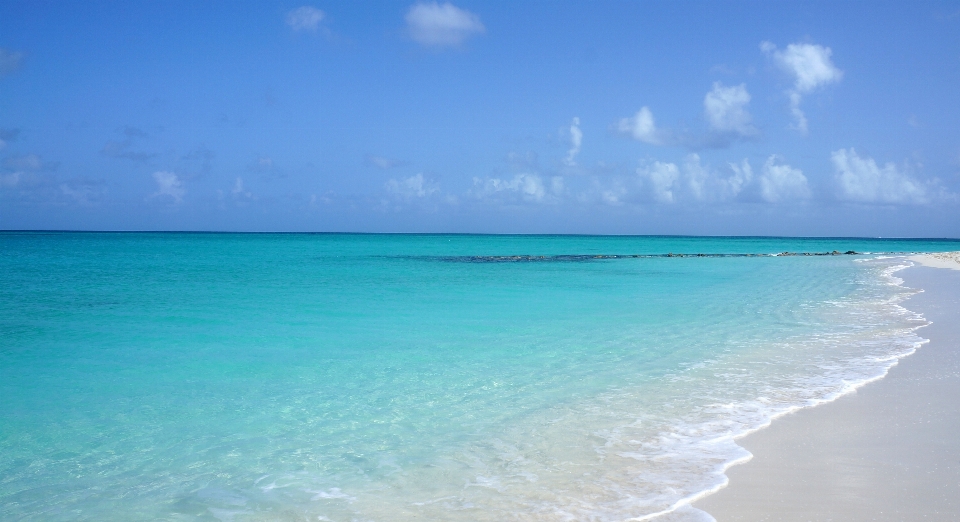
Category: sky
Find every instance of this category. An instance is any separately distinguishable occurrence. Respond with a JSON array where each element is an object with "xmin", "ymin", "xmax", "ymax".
[{"xmin": 2, "ymin": 0, "xmax": 960, "ymax": 236}]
